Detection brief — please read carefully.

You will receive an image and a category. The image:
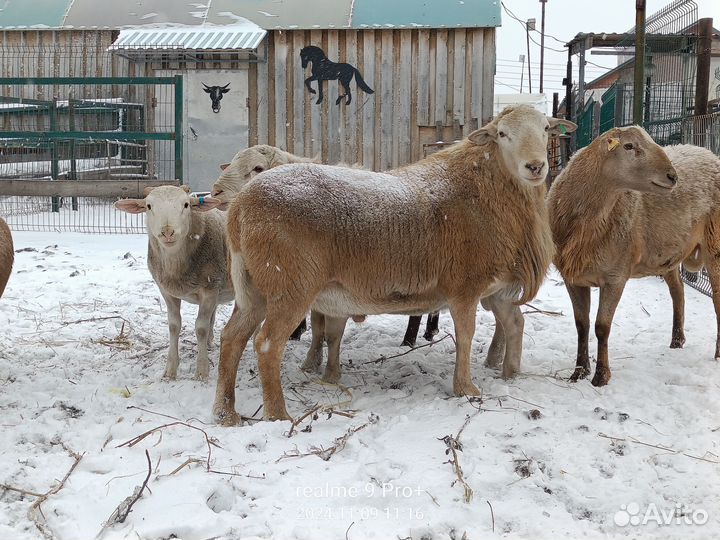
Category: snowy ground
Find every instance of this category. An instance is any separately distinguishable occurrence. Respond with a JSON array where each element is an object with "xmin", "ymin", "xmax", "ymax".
[{"xmin": 1, "ymin": 231, "xmax": 719, "ymax": 540}]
